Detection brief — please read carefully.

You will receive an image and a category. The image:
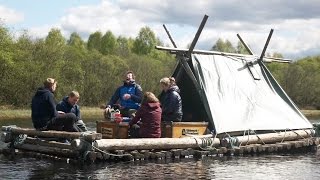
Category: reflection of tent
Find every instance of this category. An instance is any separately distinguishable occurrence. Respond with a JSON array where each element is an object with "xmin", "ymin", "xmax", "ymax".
[{"xmin": 157, "ymin": 15, "xmax": 312, "ymax": 135}]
